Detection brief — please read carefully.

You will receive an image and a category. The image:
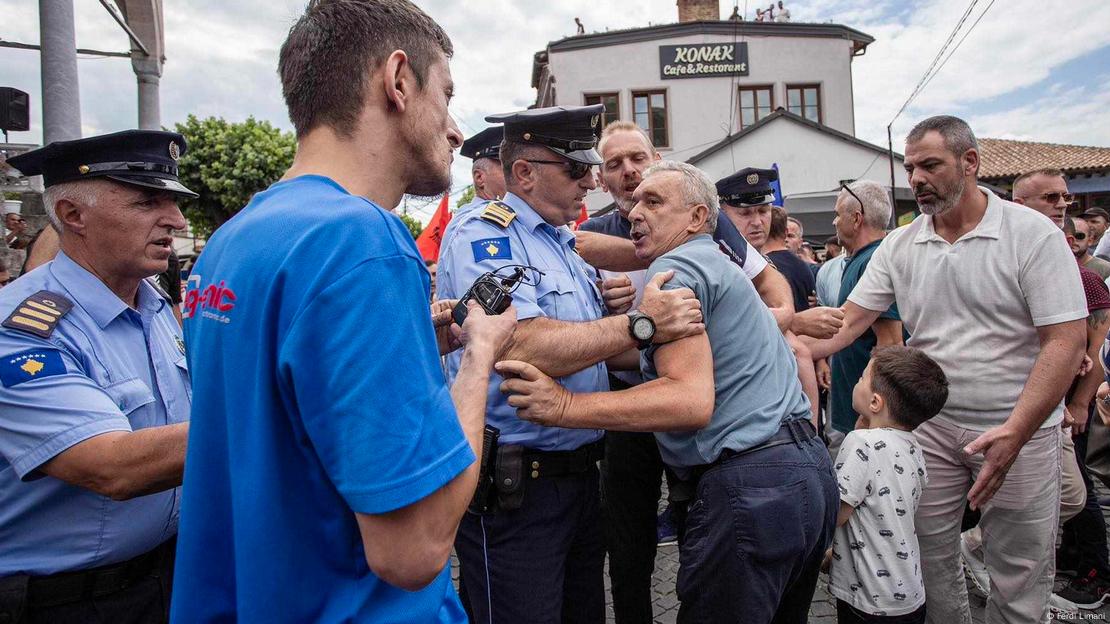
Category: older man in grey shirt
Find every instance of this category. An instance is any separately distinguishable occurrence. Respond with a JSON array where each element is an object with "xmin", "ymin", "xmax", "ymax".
[{"xmin": 498, "ymin": 161, "xmax": 838, "ymax": 624}]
